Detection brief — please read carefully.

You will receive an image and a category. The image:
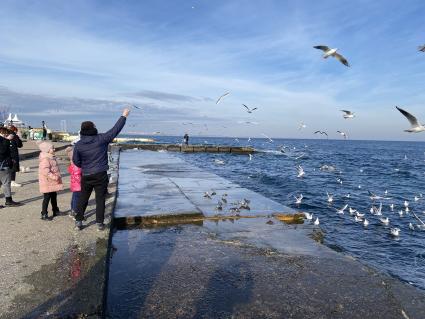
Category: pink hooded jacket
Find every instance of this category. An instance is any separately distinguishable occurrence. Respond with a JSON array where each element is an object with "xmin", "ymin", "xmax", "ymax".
[
  {"xmin": 66, "ymin": 147, "xmax": 82, "ymax": 192},
  {"xmin": 38, "ymin": 141, "xmax": 64, "ymax": 194}
]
